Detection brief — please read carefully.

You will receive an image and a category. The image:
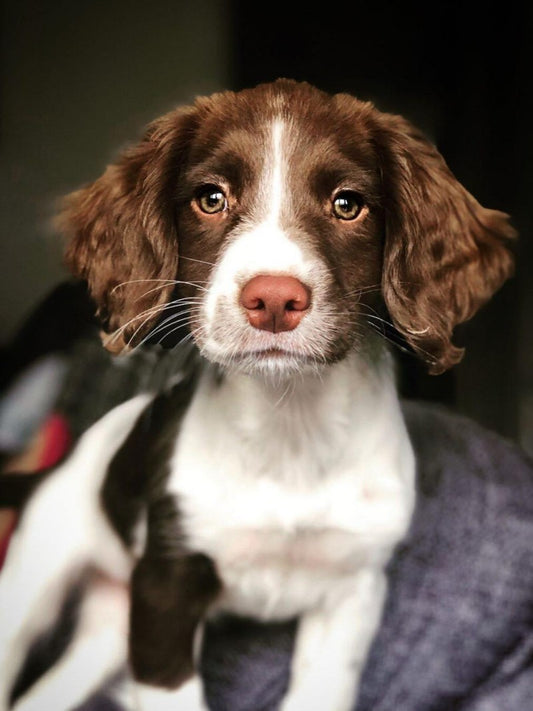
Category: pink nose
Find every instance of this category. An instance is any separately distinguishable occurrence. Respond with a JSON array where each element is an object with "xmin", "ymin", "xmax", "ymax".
[{"xmin": 240, "ymin": 275, "xmax": 311, "ymax": 333}]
